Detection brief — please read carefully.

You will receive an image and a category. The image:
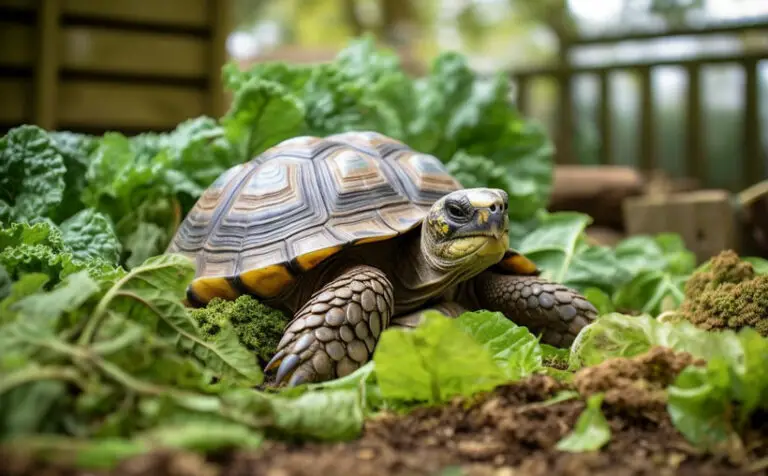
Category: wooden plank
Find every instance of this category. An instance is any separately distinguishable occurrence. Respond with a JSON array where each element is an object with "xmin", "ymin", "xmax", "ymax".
[
  {"xmin": 685, "ymin": 63, "xmax": 704, "ymax": 183},
  {"xmin": 571, "ymin": 17, "xmax": 768, "ymax": 45},
  {"xmin": 0, "ymin": 78, "xmax": 32, "ymax": 123},
  {"xmin": 207, "ymin": 0, "xmax": 231, "ymax": 116},
  {"xmin": 60, "ymin": 27, "xmax": 208, "ymax": 78},
  {"xmin": 639, "ymin": 65, "xmax": 654, "ymax": 171},
  {"xmin": 623, "ymin": 190, "xmax": 739, "ymax": 263},
  {"xmin": 34, "ymin": 0, "xmax": 61, "ymax": 129},
  {"xmin": 512, "ymin": 52, "xmax": 768, "ymax": 77},
  {"xmin": 742, "ymin": 58, "xmax": 762, "ymax": 188},
  {"xmin": 57, "ymin": 81, "xmax": 206, "ymax": 128},
  {"xmin": 62, "ymin": 0, "xmax": 209, "ymax": 28},
  {"xmin": 0, "ymin": 23, "xmax": 35, "ymax": 67},
  {"xmin": 597, "ymin": 71, "xmax": 612, "ymax": 164}
]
